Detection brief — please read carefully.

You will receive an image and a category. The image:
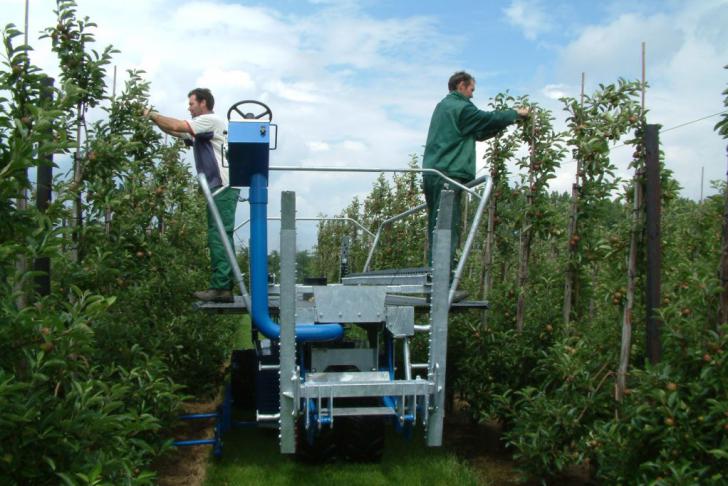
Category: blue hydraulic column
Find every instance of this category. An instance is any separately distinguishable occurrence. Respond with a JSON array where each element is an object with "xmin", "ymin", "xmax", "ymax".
[
  {"xmin": 225, "ymin": 112, "xmax": 343, "ymax": 342},
  {"xmin": 248, "ymin": 172, "xmax": 342, "ymax": 341}
]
